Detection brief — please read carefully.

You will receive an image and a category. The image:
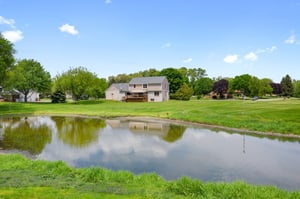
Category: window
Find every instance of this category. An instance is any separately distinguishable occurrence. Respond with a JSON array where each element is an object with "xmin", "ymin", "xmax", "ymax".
[
  {"xmin": 143, "ymin": 84, "xmax": 147, "ymax": 88},
  {"xmin": 133, "ymin": 84, "xmax": 136, "ymax": 88},
  {"xmin": 154, "ymin": 91, "xmax": 159, "ymax": 96}
]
